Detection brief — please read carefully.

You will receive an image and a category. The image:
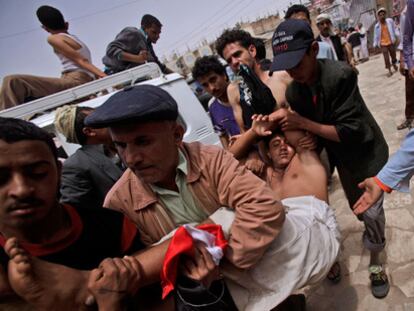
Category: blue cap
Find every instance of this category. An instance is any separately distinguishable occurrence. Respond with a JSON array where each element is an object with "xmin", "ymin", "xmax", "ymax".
[
  {"xmin": 270, "ymin": 19, "xmax": 315, "ymax": 72},
  {"xmin": 84, "ymin": 85, "xmax": 178, "ymax": 128}
]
